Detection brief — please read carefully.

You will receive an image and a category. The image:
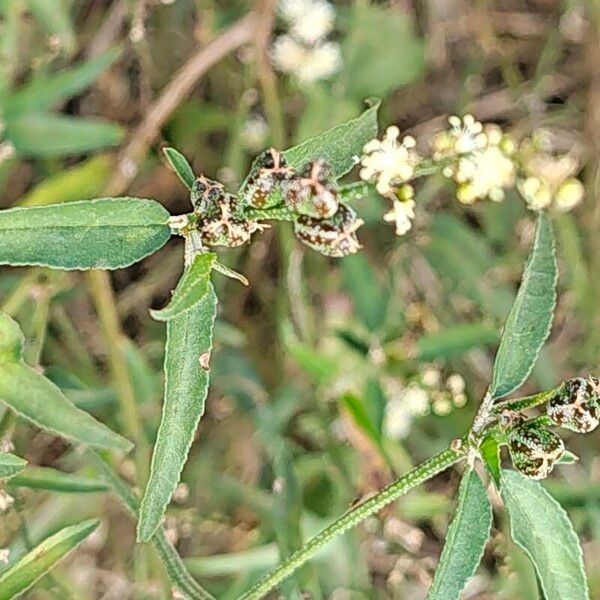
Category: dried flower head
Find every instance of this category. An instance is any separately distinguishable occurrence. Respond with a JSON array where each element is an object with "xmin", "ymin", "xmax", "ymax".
[
  {"xmin": 360, "ymin": 126, "xmax": 421, "ymax": 197},
  {"xmin": 283, "ymin": 160, "xmax": 339, "ymax": 218},
  {"xmin": 508, "ymin": 423, "xmax": 565, "ymax": 480},
  {"xmin": 293, "ymin": 202, "xmax": 363, "ymax": 257},
  {"xmin": 547, "ymin": 377, "xmax": 600, "ymax": 433}
]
